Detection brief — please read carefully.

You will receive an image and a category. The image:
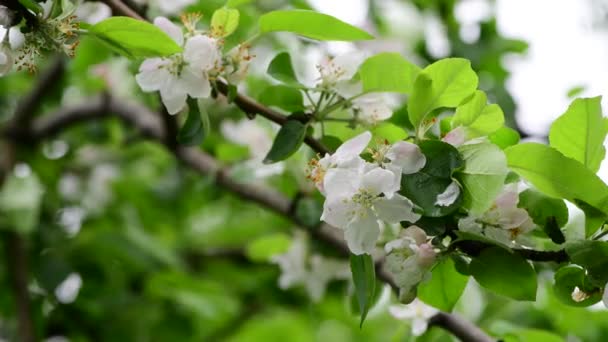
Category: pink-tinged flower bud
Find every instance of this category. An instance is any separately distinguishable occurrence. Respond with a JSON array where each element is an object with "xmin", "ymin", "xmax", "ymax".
[
  {"xmin": 403, "ymin": 225, "xmax": 427, "ymax": 246},
  {"xmin": 416, "ymin": 243, "xmax": 437, "ymax": 267}
]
